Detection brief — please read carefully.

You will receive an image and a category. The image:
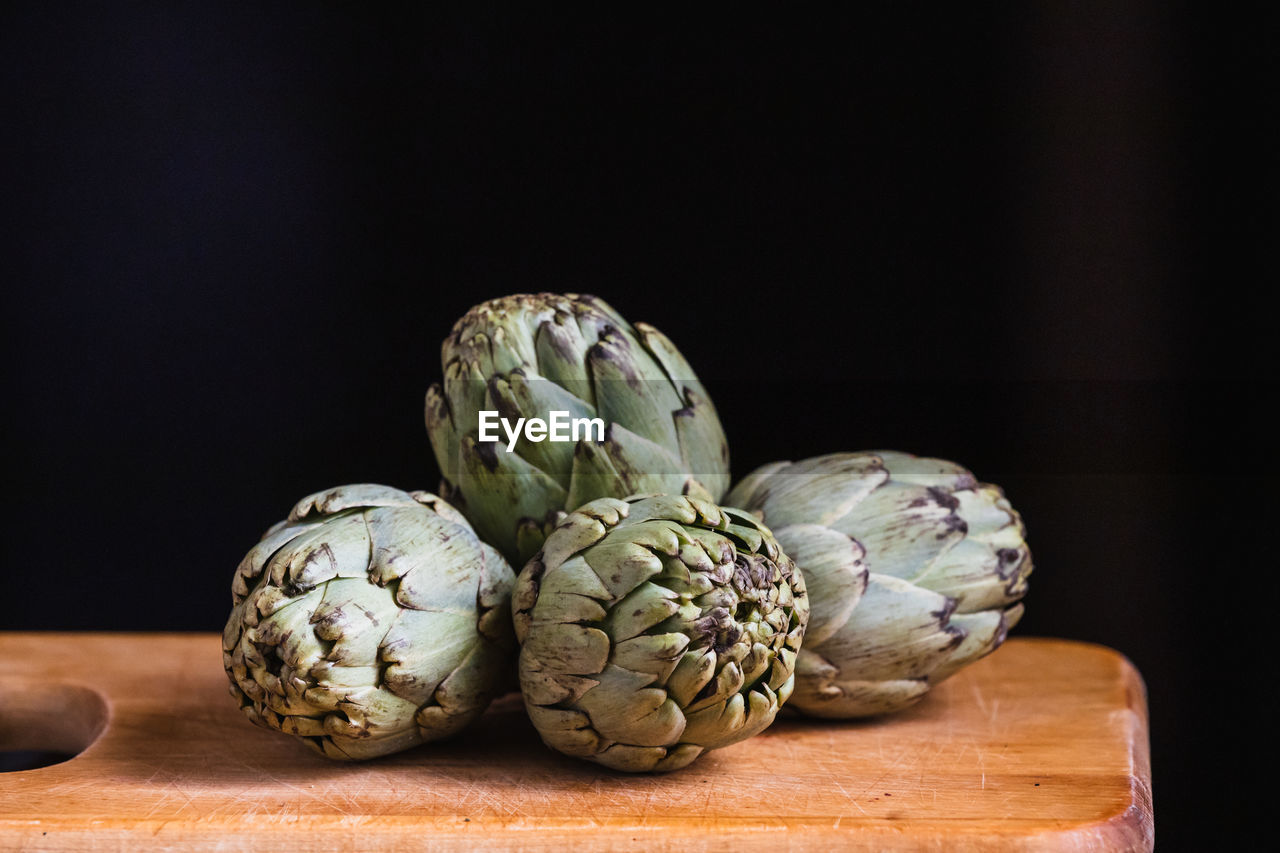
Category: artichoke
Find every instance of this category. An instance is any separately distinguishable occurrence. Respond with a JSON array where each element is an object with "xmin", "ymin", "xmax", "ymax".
[
  {"xmin": 725, "ymin": 451, "xmax": 1031, "ymax": 718},
  {"xmin": 511, "ymin": 494, "xmax": 809, "ymax": 772},
  {"xmin": 222, "ymin": 484, "xmax": 516, "ymax": 759},
  {"xmin": 425, "ymin": 293, "xmax": 730, "ymax": 568}
]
